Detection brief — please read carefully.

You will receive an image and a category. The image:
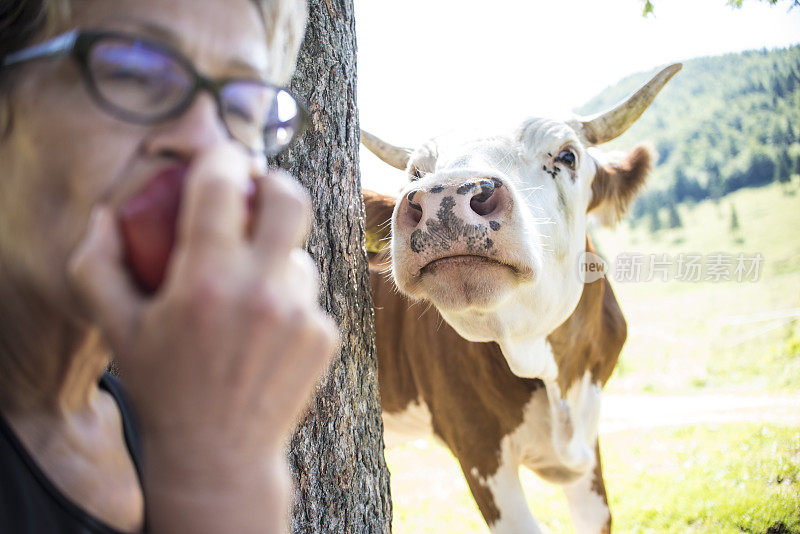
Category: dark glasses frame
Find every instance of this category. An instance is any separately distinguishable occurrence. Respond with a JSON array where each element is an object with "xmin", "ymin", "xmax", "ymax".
[{"xmin": 1, "ymin": 29, "xmax": 309, "ymax": 155}]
